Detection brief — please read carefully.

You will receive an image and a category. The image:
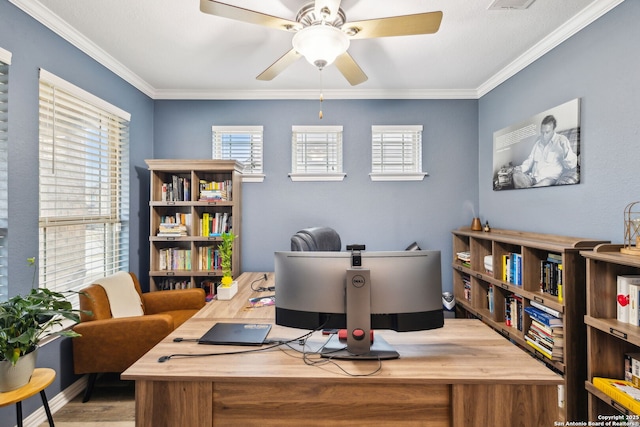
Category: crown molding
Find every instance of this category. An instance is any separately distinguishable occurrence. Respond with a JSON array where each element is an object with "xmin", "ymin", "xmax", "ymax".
[
  {"xmin": 12, "ymin": 0, "xmax": 625, "ymax": 101},
  {"xmin": 9, "ymin": 0, "xmax": 155, "ymax": 97},
  {"xmin": 477, "ymin": 0, "xmax": 625, "ymax": 97},
  {"xmin": 152, "ymin": 88, "xmax": 479, "ymax": 100}
]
